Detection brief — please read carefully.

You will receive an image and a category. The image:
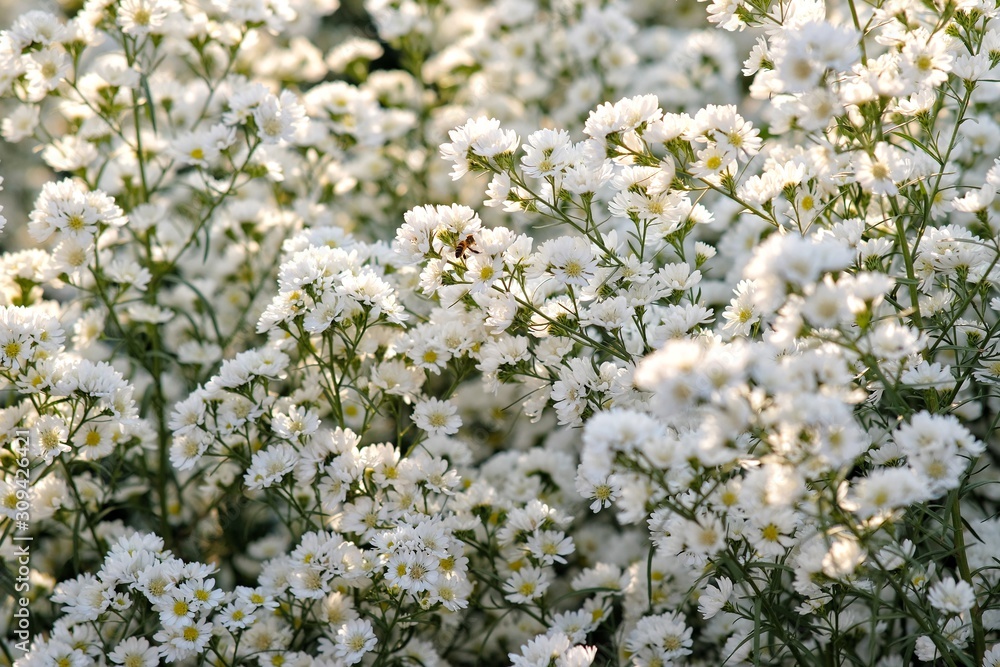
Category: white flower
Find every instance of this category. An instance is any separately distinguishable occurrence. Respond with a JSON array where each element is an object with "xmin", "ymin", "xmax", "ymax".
[
  {"xmin": 272, "ymin": 406, "xmax": 320, "ymax": 440},
  {"xmin": 574, "ymin": 468, "xmax": 622, "ymax": 513},
  {"xmin": 855, "ymin": 142, "xmax": 911, "ymax": 196},
  {"xmin": 625, "ymin": 611, "xmax": 693, "ymax": 662},
  {"xmin": 524, "ymin": 530, "xmax": 574, "ymax": 566},
  {"xmin": 117, "ymin": 0, "xmax": 178, "ymax": 36},
  {"xmin": 983, "ymin": 644, "xmax": 1000, "ymax": 667},
  {"xmin": 244, "ymin": 443, "xmax": 298, "ymax": 490},
  {"xmin": 72, "ymin": 422, "xmax": 118, "ymax": 460},
  {"xmin": 169, "ymin": 124, "xmax": 236, "ymax": 167},
  {"xmin": 914, "ymin": 635, "xmax": 939, "ymax": 662},
  {"xmin": 504, "ymin": 566, "xmax": 550, "ymax": 604},
  {"xmin": 1, "ymin": 104, "xmax": 40, "ymax": 142},
  {"xmin": 900, "ymin": 361, "xmax": 955, "ymax": 390},
  {"xmin": 440, "ymin": 117, "xmax": 518, "ymax": 180},
  {"xmin": 521, "ymin": 128, "xmax": 574, "ymax": 178},
  {"xmin": 698, "ymin": 577, "xmax": 733, "ymax": 619},
  {"xmin": 927, "ymin": 577, "xmax": 976, "ymax": 614},
  {"xmin": 109, "ymin": 637, "xmax": 160, "ymax": 667},
  {"xmin": 31, "ymin": 415, "xmax": 71, "ymax": 463},
  {"xmin": 28, "ymin": 179, "xmax": 126, "ymax": 244},
  {"xmin": 411, "ymin": 397, "xmax": 461, "ymax": 436},
  {"xmin": 127, "ymin": 304, "xmax": 173, "ymax": 324},
  {"xmin": 533, "ymin": 236, "xmax": 598, "ymax": 288},
  {"xmin": 509, "ymin": 632, "xmax": 572, "ymax": 667},
  {"xmin": 722, "ymin": 279, "xmax": 759, "ymax": 337},
  {"xmin": 689, "ymin": 143, "xmax": 736, "ymax": 182},
  {"xmin": 852, "ymin": 467, "xmax": 925, "ymax": 518},
  {"xmin": 156, "ymin": 619, "xmax": 212, "ymax": 658},
  {"xmin": 24, "ymin": 47, "xmax": 70, "ymax": 101},
  {"xmin": 822, "ymin": 536, "xmax": 866, "ymax": 579},
  {"xmin": 334, "ymin": 619, "xmax": 377, "ymax": 665},
  {"xmin": 253, "ymin": 91, "xmax": 307, "ymax": 145}
]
